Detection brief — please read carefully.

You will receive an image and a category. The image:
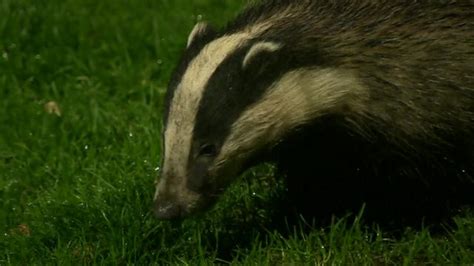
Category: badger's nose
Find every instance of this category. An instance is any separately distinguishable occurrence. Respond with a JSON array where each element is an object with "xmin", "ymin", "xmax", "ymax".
[{"xmin": 153, "ymin": 199, "xmax": 182, "ymax": 220}]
